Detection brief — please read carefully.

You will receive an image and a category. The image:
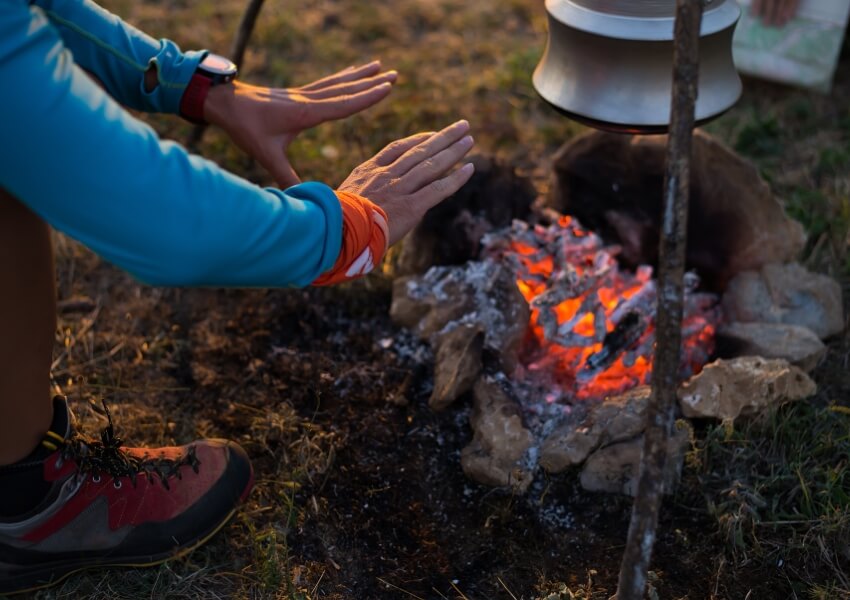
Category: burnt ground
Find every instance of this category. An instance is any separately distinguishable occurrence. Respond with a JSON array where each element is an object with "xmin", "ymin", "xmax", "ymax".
[{"xmin": 35, "ymin": 252, "xmax": 849, "ymax": 599}]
